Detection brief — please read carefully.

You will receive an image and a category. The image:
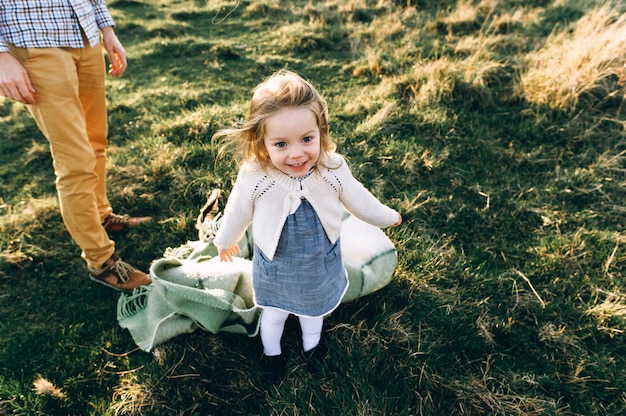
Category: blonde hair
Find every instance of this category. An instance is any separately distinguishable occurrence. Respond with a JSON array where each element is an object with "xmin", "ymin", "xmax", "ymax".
[{"xmin": 215, "ymin": 69, "xmax": 337, "ymax": 169}]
